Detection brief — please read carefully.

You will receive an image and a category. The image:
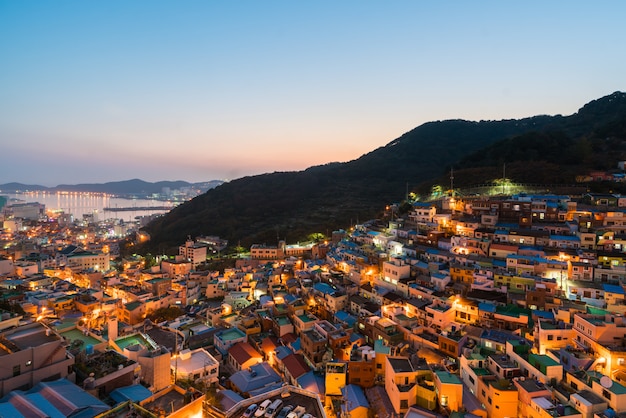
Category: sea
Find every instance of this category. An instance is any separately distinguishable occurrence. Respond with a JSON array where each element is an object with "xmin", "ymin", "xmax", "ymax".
[{"xmin": 2, "ymin": 191, "xmax": 176, "ymax": 222}]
